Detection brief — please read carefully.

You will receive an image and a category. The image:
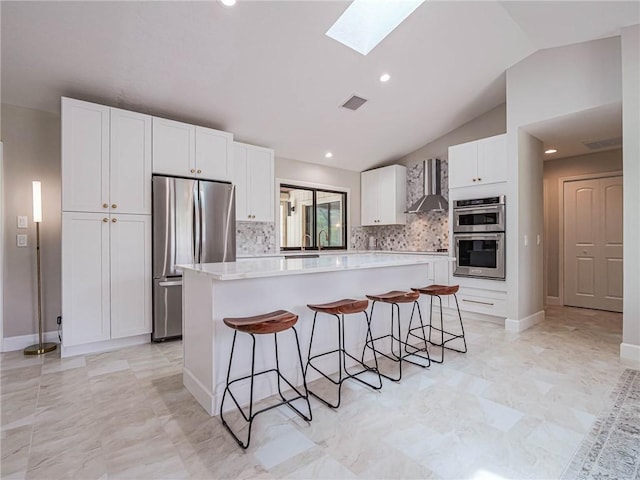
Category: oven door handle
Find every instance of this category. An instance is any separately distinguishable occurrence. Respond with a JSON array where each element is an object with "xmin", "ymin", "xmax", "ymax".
[
  {"xmin": 454, "ymin": 232, "xmax": 503, "ymax": 241},
  {"xmin": 455, "ymin": 206, "xmax": 502, "ymax": 215}
]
